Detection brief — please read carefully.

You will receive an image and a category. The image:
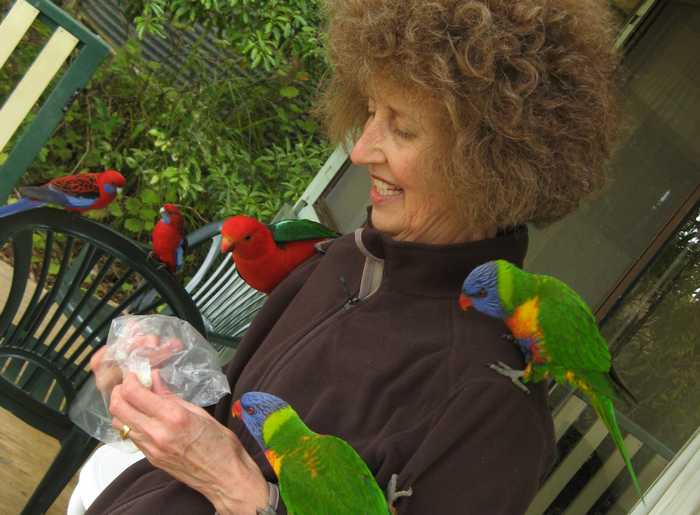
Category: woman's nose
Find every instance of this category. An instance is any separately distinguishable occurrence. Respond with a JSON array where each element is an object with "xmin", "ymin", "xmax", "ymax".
[{"xmin": 350, "ymin": 118, "xmax": 385, "ymax": 165}]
